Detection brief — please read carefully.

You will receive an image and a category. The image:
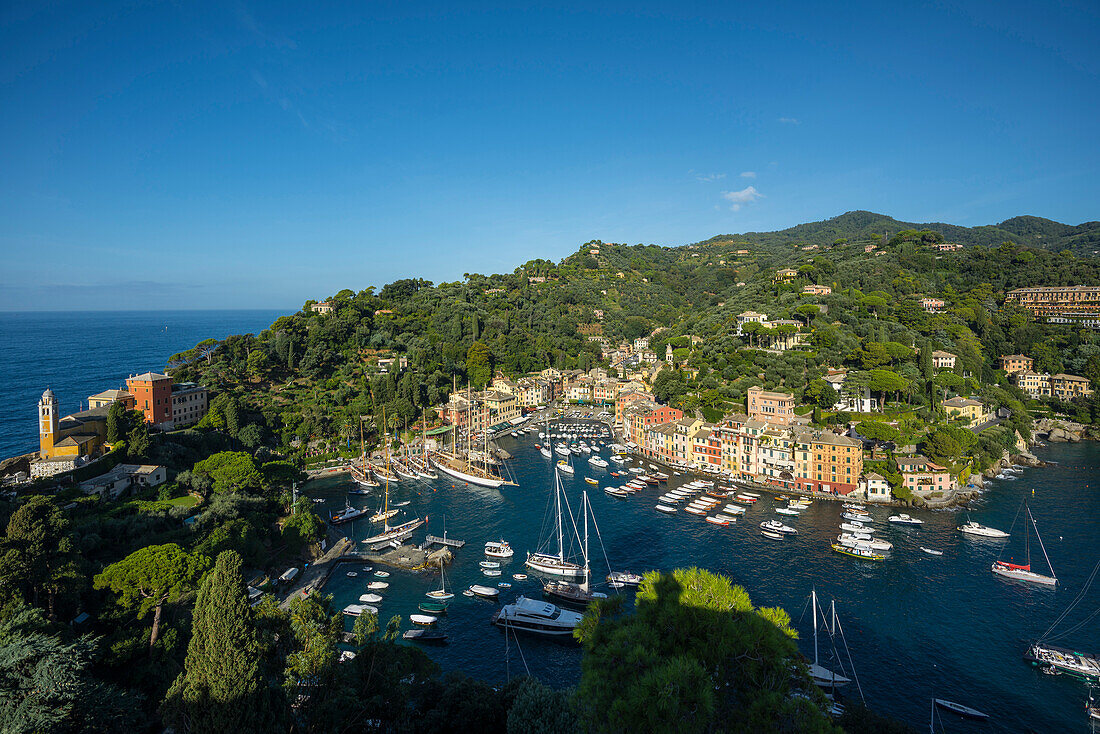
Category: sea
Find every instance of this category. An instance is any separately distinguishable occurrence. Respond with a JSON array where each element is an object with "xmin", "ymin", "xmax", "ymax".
[
  {"xmin": 2, "ymin": 311, "xmax": 1098, "ymax": 732},
  {"xmin": 0, "ymin": 310, "xmax": 284, "ymax": 460},
  {"xmin": 309, "ymin": 434, "xmax": 1100, "ymax": 733}
]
